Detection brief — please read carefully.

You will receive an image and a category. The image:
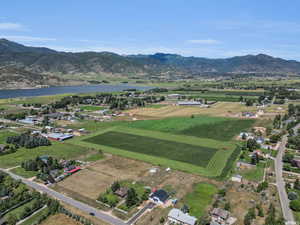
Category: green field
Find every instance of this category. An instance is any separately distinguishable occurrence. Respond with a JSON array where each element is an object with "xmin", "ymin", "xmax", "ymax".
[
  {"xmin": 80, "ymin": 105, "xmax": 105, "ymax": 111},
  {"xmin": 0, "ymin": 130, "xmax": 17, "ymax": 143},
  {"xmin": 71, "ymin": 116, "xmax": 253, "ymax": 177},
  {"xmin": 183, "ymin": 183, "xmax": 218, "ymax": 218},
  {"xmin": 124, "ymin": 116, "xmax": 254, "ymax": 141},
  {"xmin": 20, "ymin": 207, "xmax": 49, "ymax": 225},
  {"xmin": 10, "ymin": 167, "xmax": 39, "ymax": 178},
  {"xmin": 72, "ymin": 123, "xmax": 238, "ymax": 177},
  {"xmin": 85, "ymin": 131, "xmax": 217, "ymax": 167},
  {"xmin": 239, "ymin": 164, "xmax": 265, "ymax": 182},
  {"xmin": 0, "ymin": 142, "xmax": 92, "ymax": 168},
  {"xmin": 4, "ymin": 199, "xmax": 35, "ymax": 220}
]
